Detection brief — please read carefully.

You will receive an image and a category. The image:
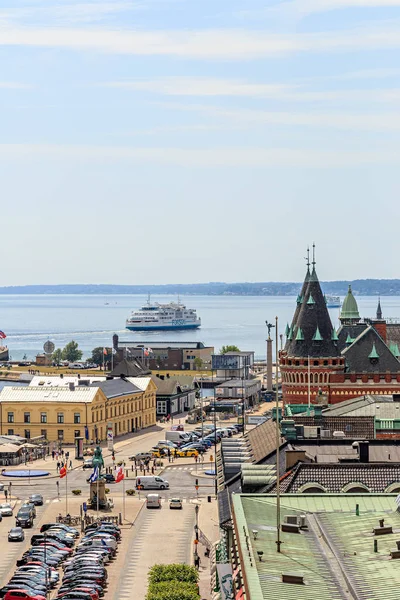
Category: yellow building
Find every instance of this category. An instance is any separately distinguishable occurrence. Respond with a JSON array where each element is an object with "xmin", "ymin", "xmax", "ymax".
[{"xmin": 0, "ymin": 376, "xmax": 157, "ymax": 444}]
